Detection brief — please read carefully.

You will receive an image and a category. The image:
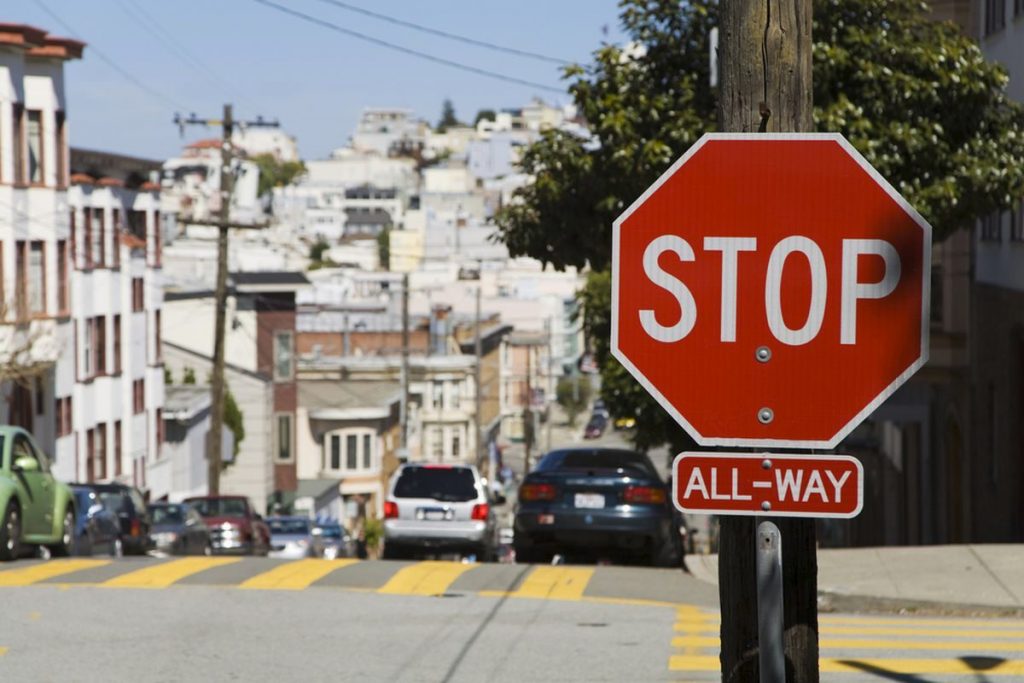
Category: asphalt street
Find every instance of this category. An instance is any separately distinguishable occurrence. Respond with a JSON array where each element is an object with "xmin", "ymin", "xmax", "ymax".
[{"xmin": 1, "ymin": 557, "xmax": 1023, "ymax": 682}]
